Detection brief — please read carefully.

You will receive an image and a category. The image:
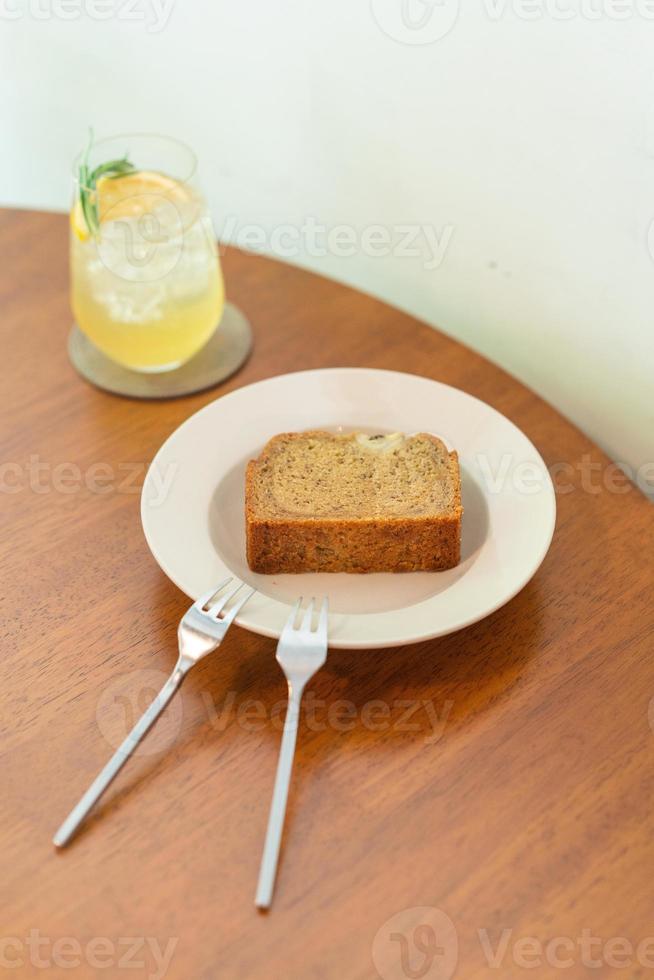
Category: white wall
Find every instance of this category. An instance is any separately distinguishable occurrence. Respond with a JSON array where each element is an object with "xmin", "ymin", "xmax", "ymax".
[{"xmin": 2, "ymin": 0, "xmax": 653, "ymax": 494}]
